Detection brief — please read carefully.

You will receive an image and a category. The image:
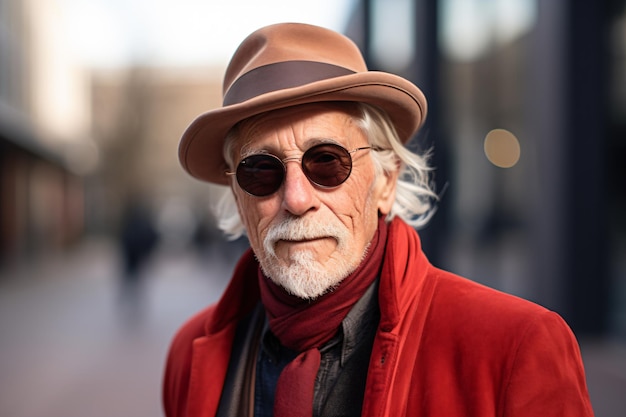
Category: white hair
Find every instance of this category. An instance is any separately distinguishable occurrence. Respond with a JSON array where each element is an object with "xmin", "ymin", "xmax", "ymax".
[{"xmin": 214, "ymin": 102, "xmax": 438, "ymax": 240}]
